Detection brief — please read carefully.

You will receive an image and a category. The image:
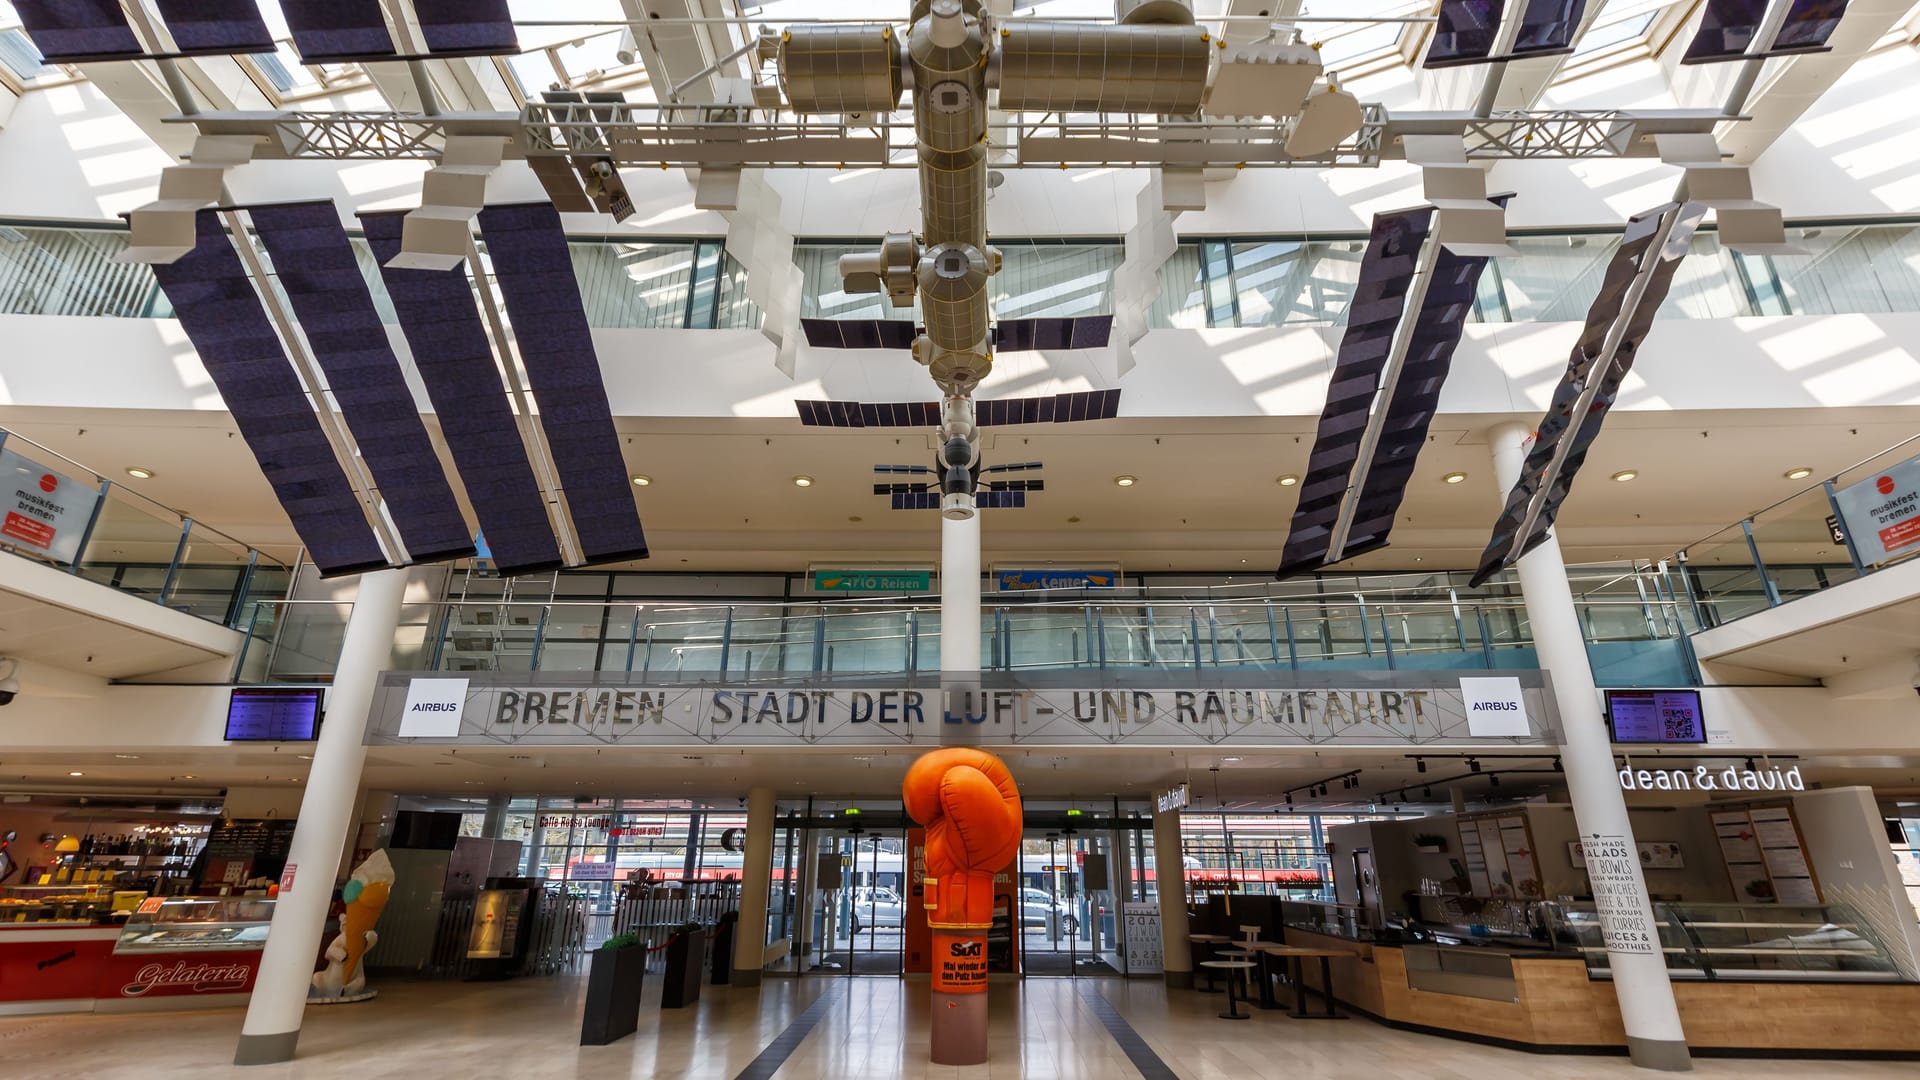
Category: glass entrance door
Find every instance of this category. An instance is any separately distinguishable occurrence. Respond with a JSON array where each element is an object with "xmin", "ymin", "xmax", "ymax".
[
  {"xmin": 809, "ymin": 812, "xmax": 907, "ymax": 975},
  {"xmin": 1018, "ymin": 813, "xmax": 1141, "ymax": 976}
]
